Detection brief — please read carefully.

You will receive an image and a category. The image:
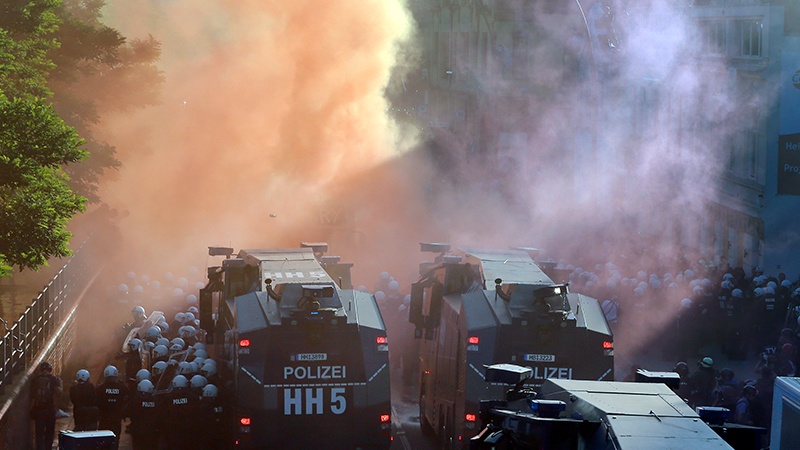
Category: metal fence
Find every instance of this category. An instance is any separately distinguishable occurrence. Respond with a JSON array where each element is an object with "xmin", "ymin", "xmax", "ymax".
[{"xmin": 0, "ymin": 248, "xmax": 90, "ymax": 396}]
